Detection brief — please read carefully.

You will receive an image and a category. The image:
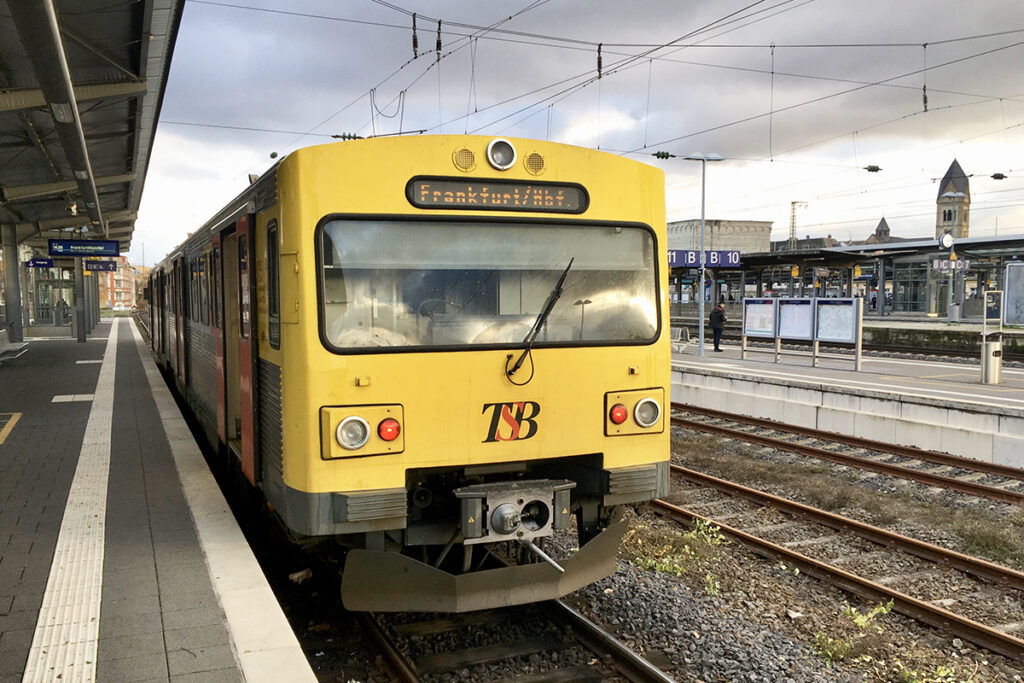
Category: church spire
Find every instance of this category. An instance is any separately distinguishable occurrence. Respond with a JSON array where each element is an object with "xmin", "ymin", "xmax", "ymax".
[{"xmin": 935, "ymin": 159, "xmax": 970, "ymax": 238}]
